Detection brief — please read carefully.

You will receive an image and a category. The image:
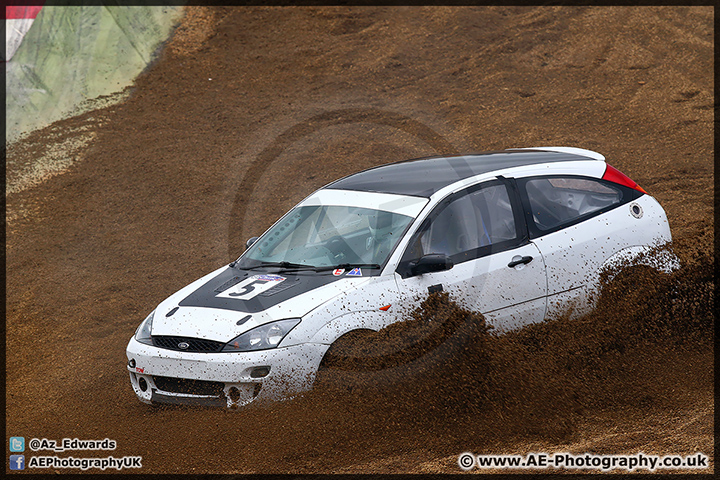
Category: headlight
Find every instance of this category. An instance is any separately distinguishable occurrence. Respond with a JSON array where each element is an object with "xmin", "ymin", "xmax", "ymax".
[
  {"xmin": 222, "ymin": 318, "xmax": 301, "ymax": 352},
  {"xmin": 134, "ymin": 311, "xmax": 155, "ymax": 345}
]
